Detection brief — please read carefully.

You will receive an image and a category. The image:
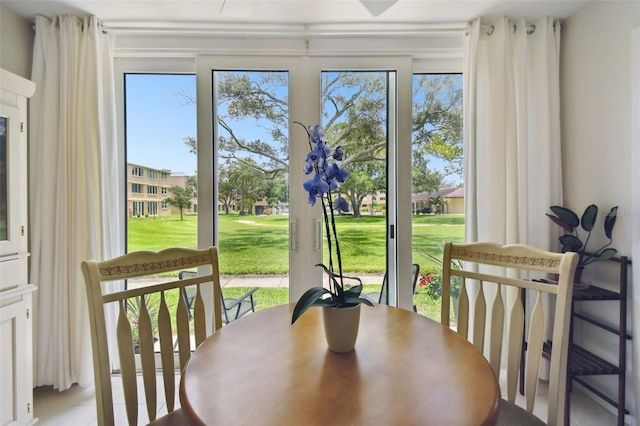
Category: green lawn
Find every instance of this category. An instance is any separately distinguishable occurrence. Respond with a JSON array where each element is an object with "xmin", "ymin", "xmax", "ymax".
[
  {"xmin": 128, "ymin": 213, "xmax": 464, "ymax": 275},
  {"xmin": 128, "ymin": 213, "xmax": 463, "ymax": 320},
  {"xmin": 224, "ymin": 285, "xmax": 449, "ymax": 323}
]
